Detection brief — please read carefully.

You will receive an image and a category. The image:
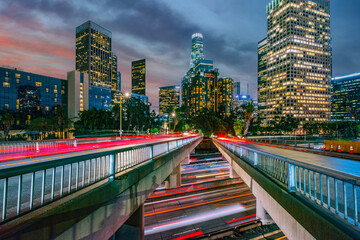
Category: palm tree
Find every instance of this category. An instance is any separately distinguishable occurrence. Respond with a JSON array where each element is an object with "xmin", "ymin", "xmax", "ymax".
[
  {"xmin": 1, "ymin": 112, "xmax": 14, "ymax": 140},
  {"xmin": 243, "ymin": 102, "xmax": 254, "ymax": 137}
]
